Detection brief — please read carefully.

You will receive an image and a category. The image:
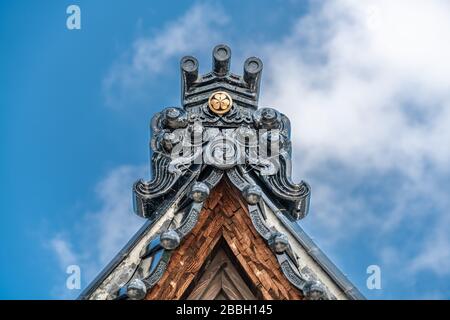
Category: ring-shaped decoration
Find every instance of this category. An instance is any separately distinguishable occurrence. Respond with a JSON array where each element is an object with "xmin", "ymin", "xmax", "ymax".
[{"xmin": 208, "ymin": 91, "xmax": 233, "ymax": 115}]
